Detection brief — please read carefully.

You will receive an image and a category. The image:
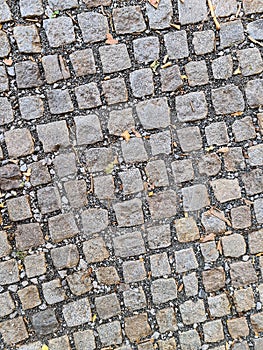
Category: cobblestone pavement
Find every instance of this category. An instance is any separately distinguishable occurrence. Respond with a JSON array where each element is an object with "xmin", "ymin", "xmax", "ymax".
[{"xmin": 0, "ymin": 0, "xmax": 263, "ymax": 349}]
